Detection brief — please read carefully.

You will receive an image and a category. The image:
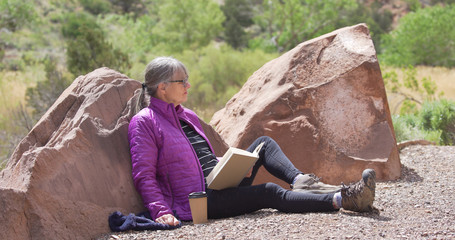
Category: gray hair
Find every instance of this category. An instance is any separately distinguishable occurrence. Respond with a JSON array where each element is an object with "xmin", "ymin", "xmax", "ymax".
[{"xmin": 134, "ymin": 57, "xmax": 188, "ymax": 114}]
